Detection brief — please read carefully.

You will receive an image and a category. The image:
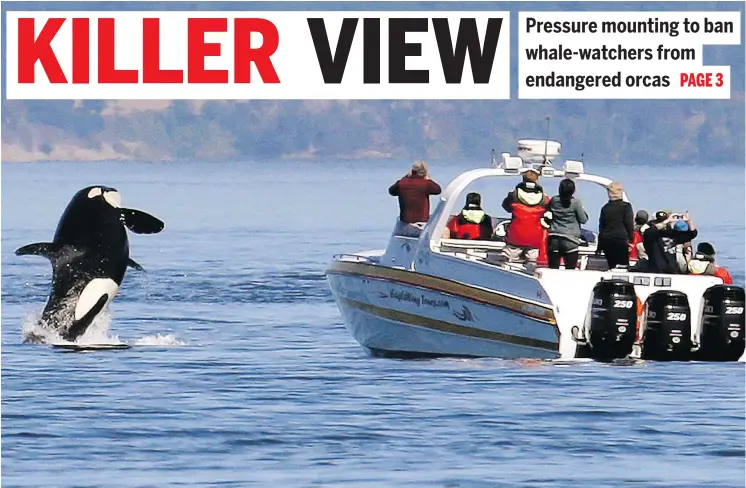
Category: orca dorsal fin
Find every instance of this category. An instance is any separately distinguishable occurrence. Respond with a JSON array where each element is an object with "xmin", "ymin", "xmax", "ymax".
[
  {"xmin": 121, "ymin": 208, "xmax": 165, "ymax": 235},
  {"xmin": 127, "ymin": 258, "xmax": 146, "ymax": 272}
]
